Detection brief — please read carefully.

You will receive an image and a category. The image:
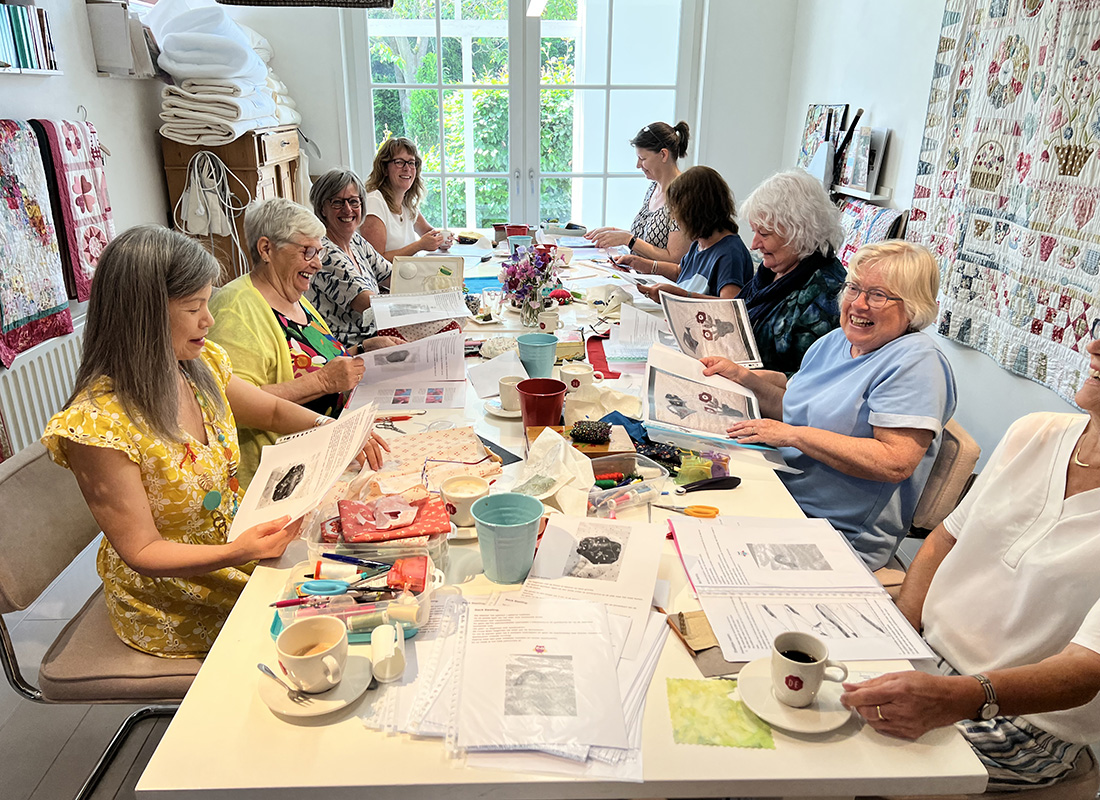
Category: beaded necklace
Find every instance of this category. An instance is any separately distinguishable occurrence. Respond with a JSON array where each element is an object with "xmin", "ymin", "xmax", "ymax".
[{"xmin": 179, "ymin": 369, "xmax": 240, "ymax": 535}]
